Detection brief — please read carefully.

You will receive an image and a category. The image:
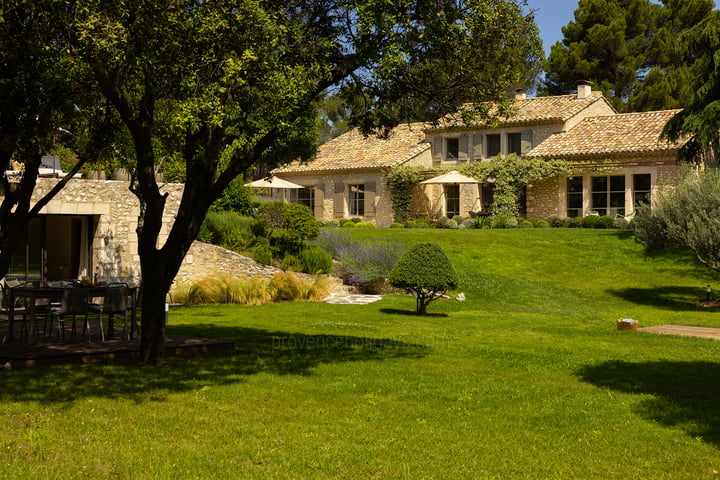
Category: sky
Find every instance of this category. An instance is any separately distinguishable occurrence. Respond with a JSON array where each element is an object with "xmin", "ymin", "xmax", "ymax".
[{"xmin": 526, "ymin": 0, "xmax": 577, "ymax": 55}]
